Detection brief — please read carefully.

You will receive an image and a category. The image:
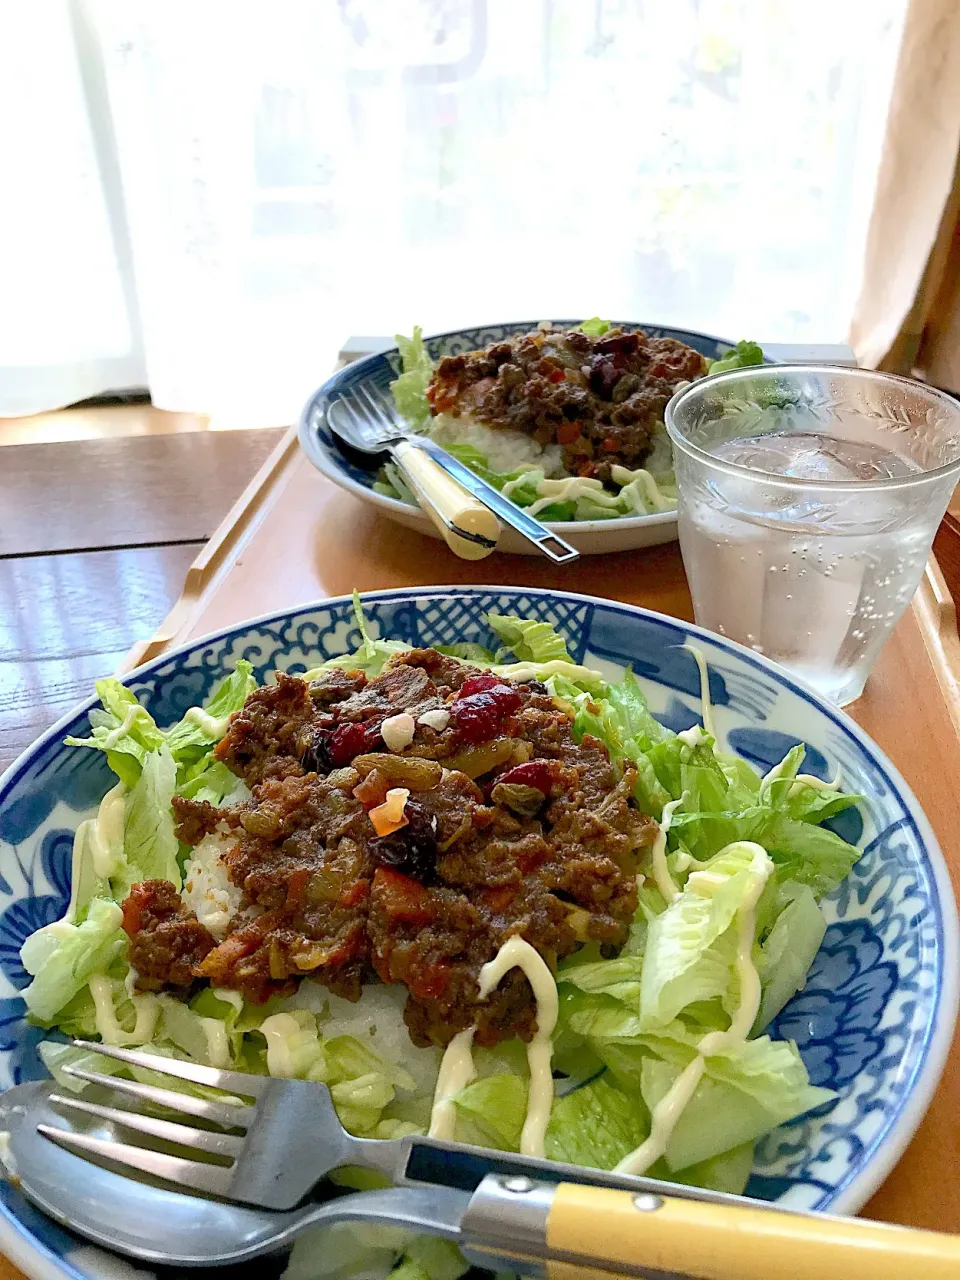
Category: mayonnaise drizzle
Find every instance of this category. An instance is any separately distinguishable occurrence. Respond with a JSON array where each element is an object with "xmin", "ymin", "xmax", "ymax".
[
  {"xmin": 183, "ymin": 705, "xmax": 230, "ymax": 739},
  {"xmin": 503, "ymin": 474, "xmax": 620, "ymax": 519},
  {"xmin": 676, "ymin": 724, "xmax": 709, "ymax": 748},
  {"xmin": 478, "ymin": 936, "xmax": 558, "ymax": 1157},
  {"xmin": 89, "ymin": 973, "xmax": 159, "ymax": 1047},
  {"xmin": 427, "ymin": 936, "xmax": 560, "ymax": 1156},
  {"xmin": 760, "ymin": 757, "xmax": 843, "ymax": 797},
  {"xmin": 609, "ymin": 465, "xmax": 677, "ymax": 515},
  {"xmin": 491, "ymin": 658, "xmax": 604, "ymax": 689},
  {"xmin": 614, "ymin": 841, "xmax": 773, "ymax": 1176},
  {"xmin": 88, "ymin": 782, "xmax": 126, "ymax": 879},
  {"xmin": 258, "ymin": 1013, "xmax": 306, "ymax": 1078},
  {"xmin": 500, "ymin": 467, "xmax": 676, "ymax": 519},
  {"xmin": 102, "ymin": 705, "xmax": 143, "ymax": 750},
  {"xmin": 649, "ymin": 795, "xmax": 686, "ymax": 902},
  {"xmin": 683, "ymin": 643, "xmax": 716, "ymax": 740},
  {"xmin": 429, "ymin": 1027, "xmax": 477, "ymax": 1140}
]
